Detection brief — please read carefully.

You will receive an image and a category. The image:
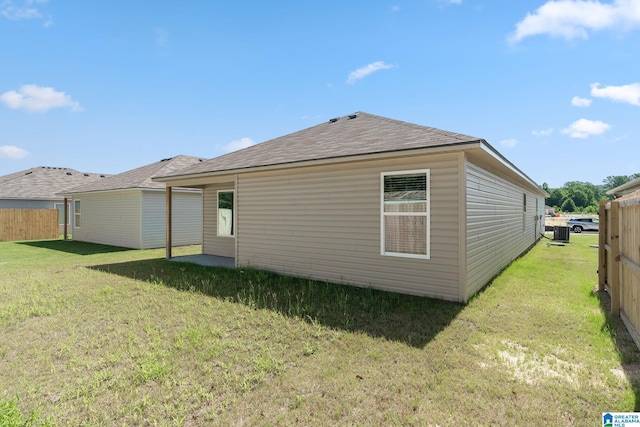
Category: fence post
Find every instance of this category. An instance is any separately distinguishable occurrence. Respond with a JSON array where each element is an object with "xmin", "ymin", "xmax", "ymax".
[
  {"xmin": 598, "ymin": 200, "xmax": 607, "ymax": 291},
  {"xmin": 610, "ymin": 201, "xmax": 620, "ymax": 316}
]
